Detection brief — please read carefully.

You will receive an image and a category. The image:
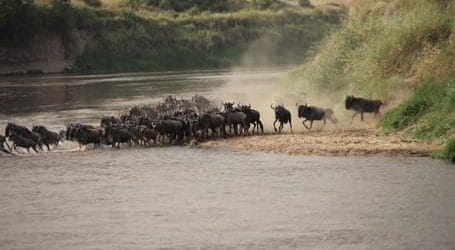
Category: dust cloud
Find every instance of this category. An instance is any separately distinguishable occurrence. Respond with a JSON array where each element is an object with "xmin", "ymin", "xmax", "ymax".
[{"xmin": 210, "ymin": 67, "xmax": 382, "ymax": 133}]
